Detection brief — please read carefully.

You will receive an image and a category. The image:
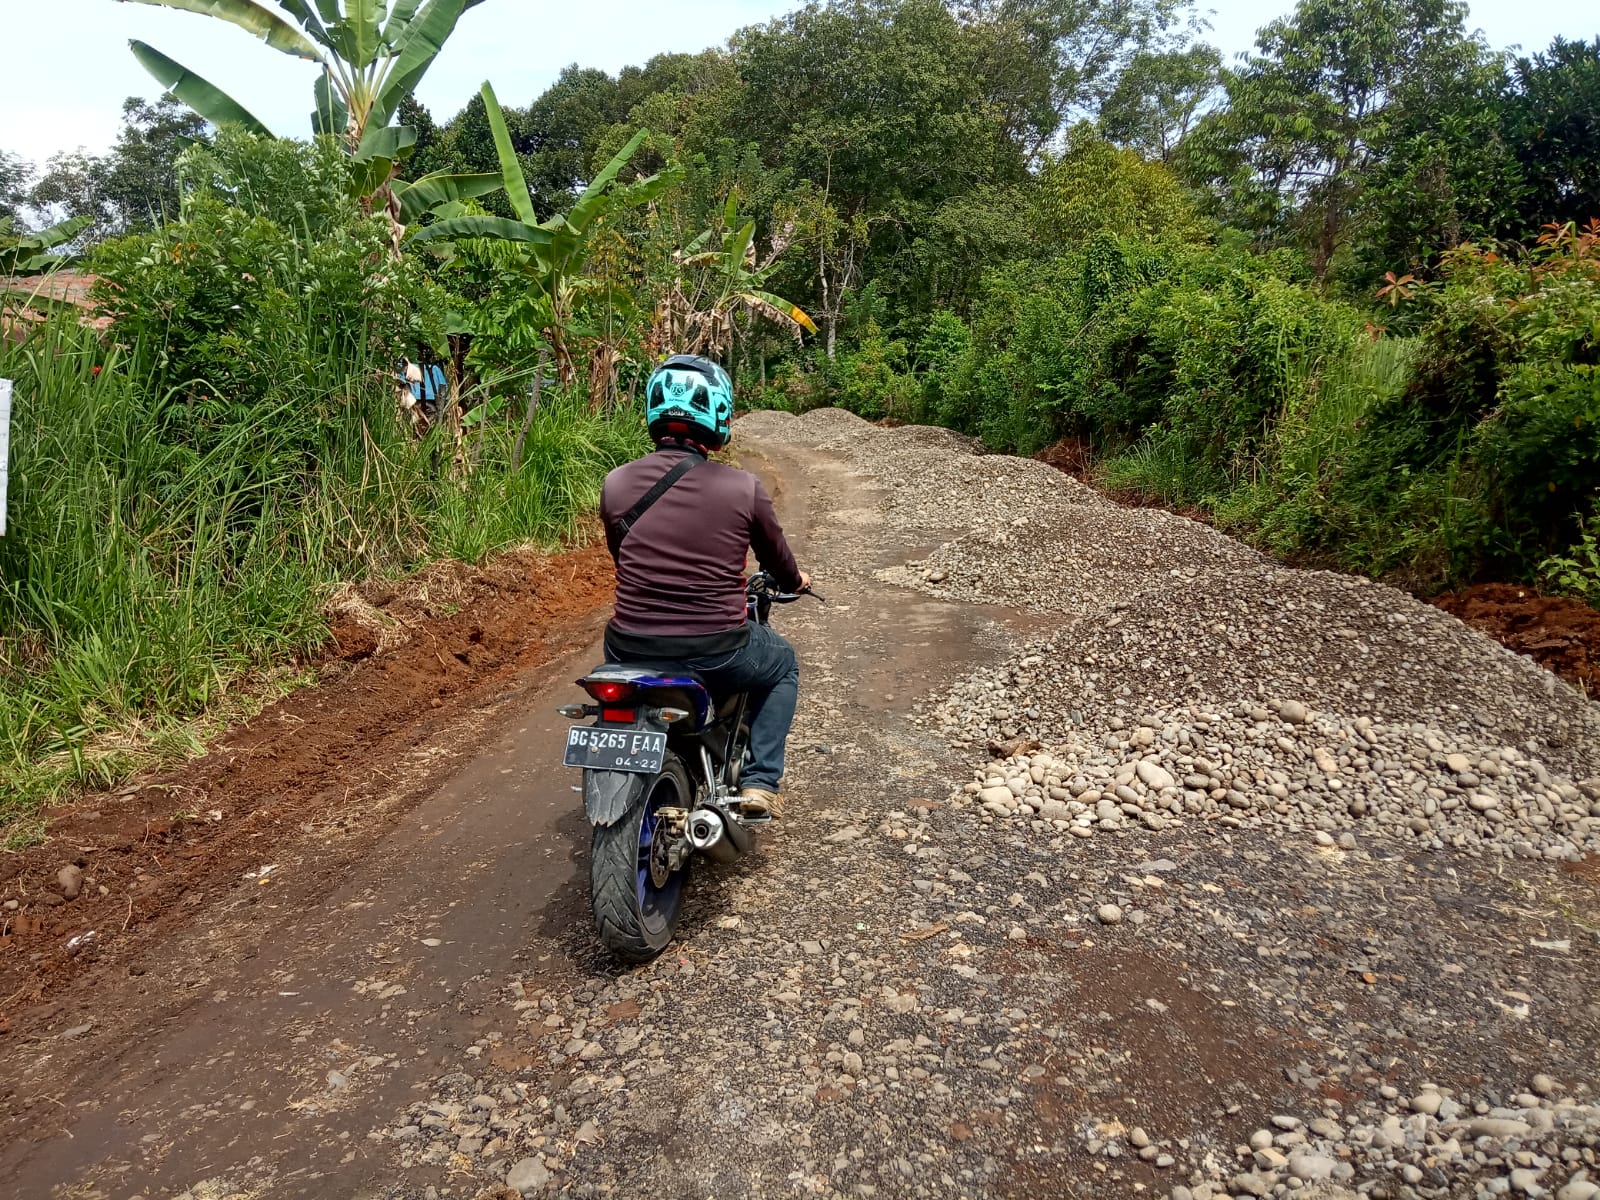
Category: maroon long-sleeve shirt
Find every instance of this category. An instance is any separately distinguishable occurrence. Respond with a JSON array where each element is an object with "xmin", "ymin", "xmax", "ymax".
[{"xmin": 600, "ymin": 448, "xmax": 802, "ymax": 650}]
